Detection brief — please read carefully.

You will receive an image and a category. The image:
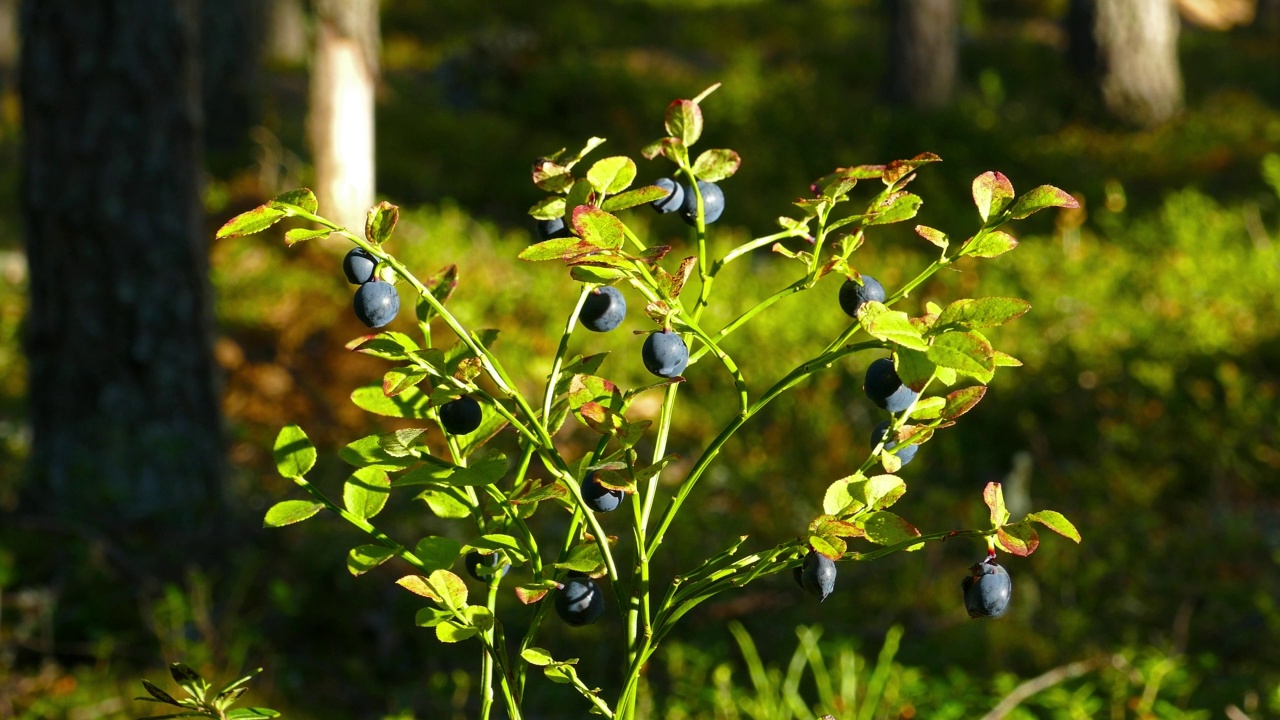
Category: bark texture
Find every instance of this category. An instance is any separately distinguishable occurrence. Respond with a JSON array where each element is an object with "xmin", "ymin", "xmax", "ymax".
[
  {"xmin": 20, "ymin": 1, "xmax": 224, "ymax": 553},
  {"xmin": 310, "ymin": 0, "xmax": 378, "ymax": 231},
  {"xmin": 1093, "ymin": 0, "xmax": 1184, "ymax": 126},
  {"xmin": 885, "ymin": 0, "xmax": 959, "ymax": 109}
]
